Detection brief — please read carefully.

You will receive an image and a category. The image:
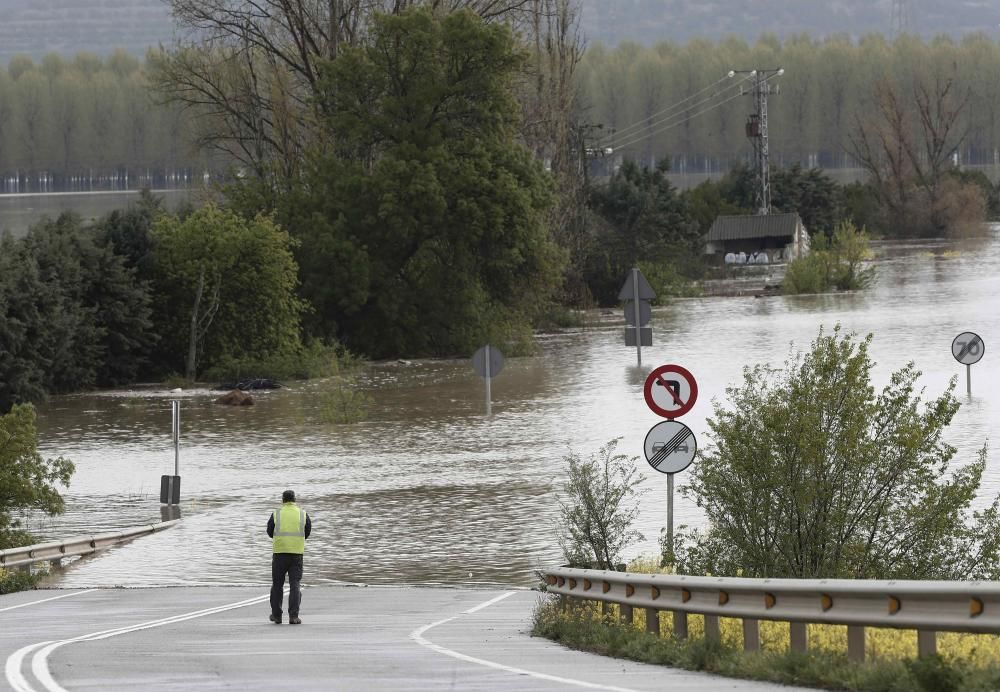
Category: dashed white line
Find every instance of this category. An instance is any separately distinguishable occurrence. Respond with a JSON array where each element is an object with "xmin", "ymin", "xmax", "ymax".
[{"xmin": 409, "ymin": 591, "xmax": 641, "ymax": 692}]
